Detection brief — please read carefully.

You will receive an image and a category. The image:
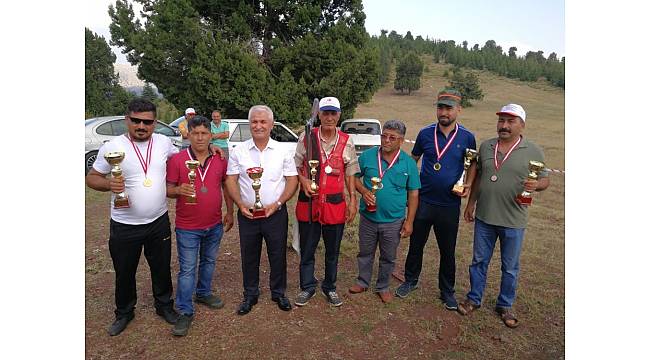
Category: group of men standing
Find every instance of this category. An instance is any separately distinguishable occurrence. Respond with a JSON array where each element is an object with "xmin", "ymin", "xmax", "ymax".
[{"xmin": 86, "ymin": 88, "xmax": 549, "ymax": 337}]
